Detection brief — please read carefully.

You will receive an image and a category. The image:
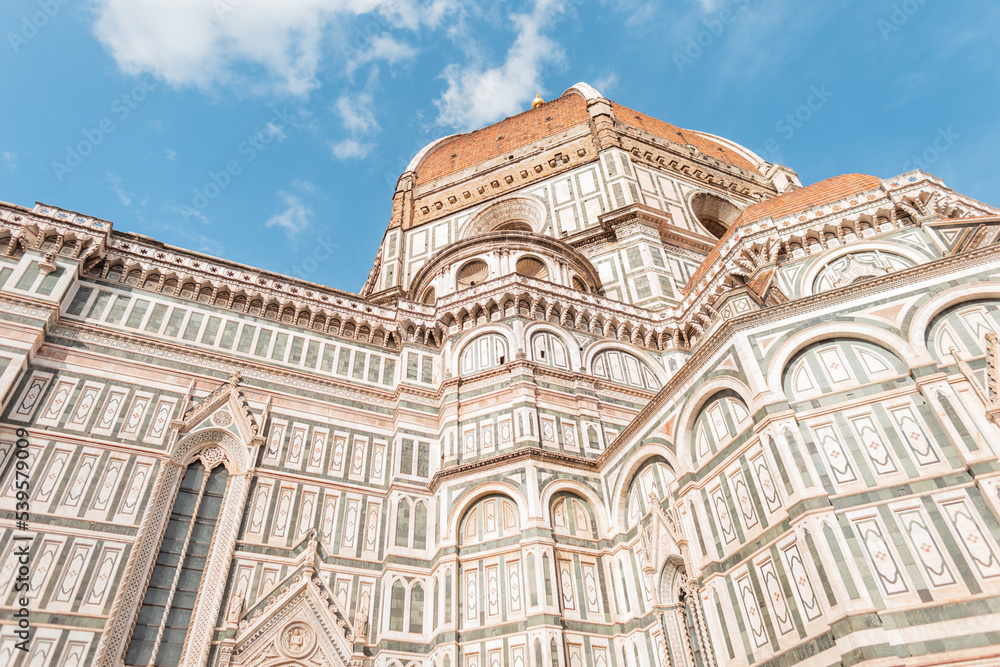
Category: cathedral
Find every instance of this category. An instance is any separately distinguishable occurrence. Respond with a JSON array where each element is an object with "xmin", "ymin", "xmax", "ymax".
[{"xmin": 2, "ymin": 82, "xmax": 1000, "ymax": 667}]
